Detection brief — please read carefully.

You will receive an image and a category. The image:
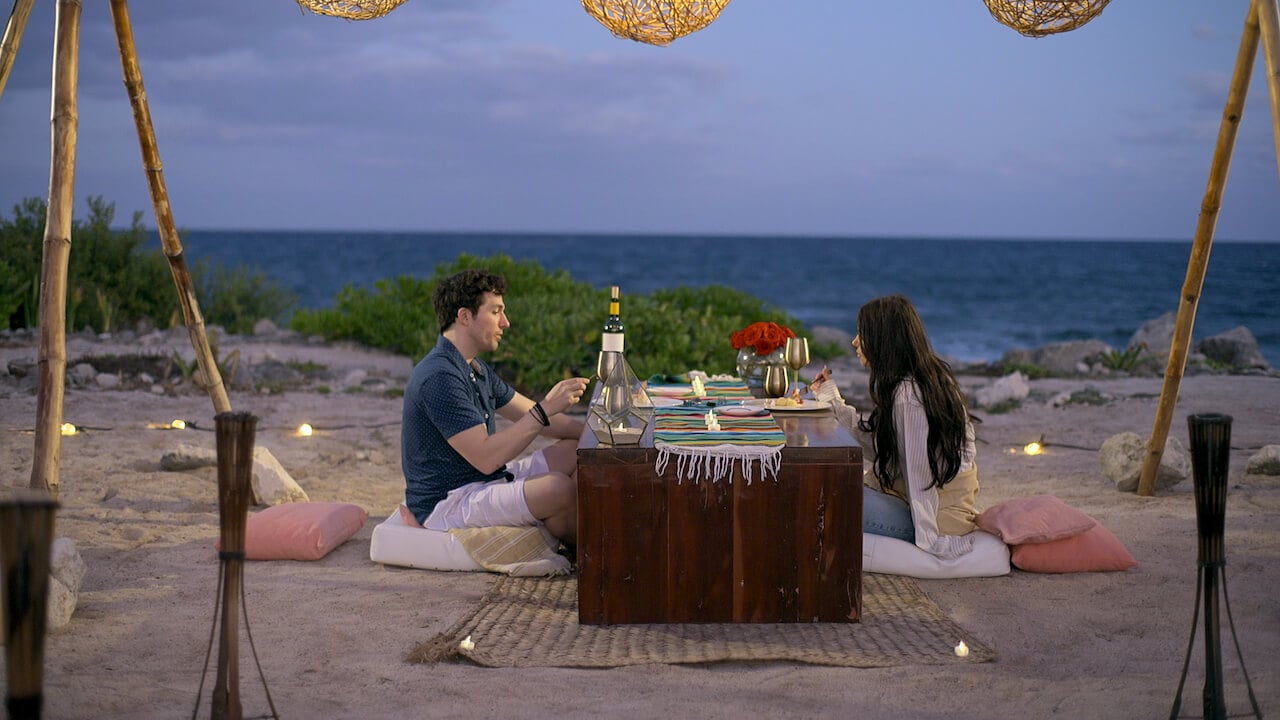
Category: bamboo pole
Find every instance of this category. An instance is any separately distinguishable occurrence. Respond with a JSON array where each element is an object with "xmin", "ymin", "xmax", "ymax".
[
  {"xmin": 0, "ymin": 494, "xmax": 60, "ymax": 720},
  {"xmin": 108, "ymin": 0, "xmax": 231, "ymax": 414},
  {"xmin": 0, "ymin": 0, "xmax": 35, "ymax": 100},
  {"xmin": 1137, "ymin": 1, "xmax": 1260, "ymax": 496},
  {"xmin": 1258, "ymin": 0, "xmax": 1280, "ymax": 184},
  {"xmin": 31, "ymin": 0, "xmax": 81, "ymax": 500}
]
